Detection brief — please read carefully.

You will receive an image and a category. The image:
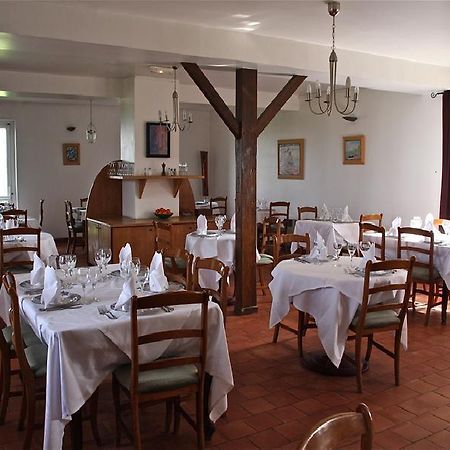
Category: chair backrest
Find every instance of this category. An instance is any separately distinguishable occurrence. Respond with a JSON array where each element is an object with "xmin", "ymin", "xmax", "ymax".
[
  {"xmin": 353, "ymin": 258, "xmax": 414, "ymax": 335},
  {"xmin": 161, "ymin": 248, "xmax": 193, "ymax": 289},
  {"xmin": 210, "ymin": 197, "xmax": 227, "ymax": 216},
  {"xmin": 397, "ymin": 227, "xmax": 434, "ymax": 280},
  {"xmin": 39, "ymin": 199, "xmax": 44, "ymax": 228},
  {"xmin": 274, "ymin": 233, "xmax": 310, "ymax": 265},
  {"xmin": 359, "ymin": 223, "xmax": 386, "ymax": 261},
  {"xmin": 192, "ymin": 257, "xmax": 230, "ymax": 321},
  {"xmin": 298, "ymin": 403, "xmax": 373, "ymax": 450},
  {"xmin": 2, "ymin": 272, "xmax": 35, "ymax": 384},
  {"xmin": 80, "ymin": 197, "xmax": 88, "ymax": 207},
  {"xmin": 155, "ymin": 221, "xmax": 172, "ymax": 251},
  {"xmin": 298, "ymin": 206, "xmax": 318, "ymax": 220},
  {"xmin": 269, "ymin": 201, "xmax": 290, "ymax": 221},
  {"xmin": 2, "ymin": 209, "xmax": 27, "ymax": 227},
  {"xmin": 261, "ymin": 216, "xmax": 282, "ymax": 254},
  {"xmin": 359, "ymin": 213, "xmax": 383, "ymax": 227},
  {"xmin": 0, "ymin": 227, "xmax": 41, "ymax": 276},
  {"xmin": 64, "ymin": 200, "xmax": 75, "ymax": 228},
  {"xmin": 129, "ymin": 291, "xmax": 209, "ymax": 398}
]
